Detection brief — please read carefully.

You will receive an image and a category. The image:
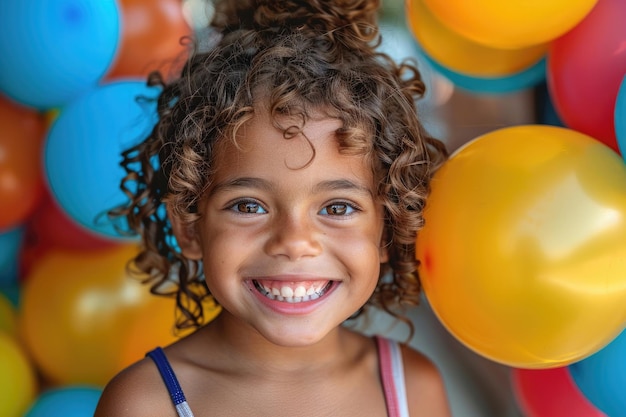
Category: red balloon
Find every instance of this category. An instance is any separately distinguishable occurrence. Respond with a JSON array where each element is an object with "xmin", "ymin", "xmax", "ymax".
[
  {"xmin": 27, "ymin": 192, "xmax": 118, "ymax": 252},
  {"xmin": 547, "ymin": 0, "xmax": 626, "ymax": 153},
  {"xmin": 106, "ymin": 0, "xmax": 192, "ymax": 80},
  {"xmin": 0, "ymin": 95, "xmax": 45, "ymax": 231},
  {"xmin": 18, "ymin": 229, "xmax": 51, "ymax": 282},
  {"xmin": 512, "ymin": 367, "xmax": 606, "ymax": 417},
  {"xmin": 19, "ymin": 191, "xmax": 119, "ymax": 281}
]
